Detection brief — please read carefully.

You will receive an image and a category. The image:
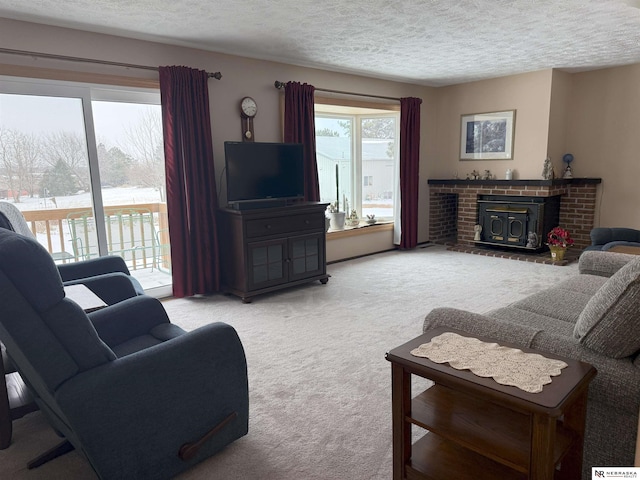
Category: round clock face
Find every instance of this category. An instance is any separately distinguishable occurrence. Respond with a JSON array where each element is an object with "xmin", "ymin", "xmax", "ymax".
[{"xmin": 241, "ymin": 97, "xmax": 257, "ymax": 118}]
